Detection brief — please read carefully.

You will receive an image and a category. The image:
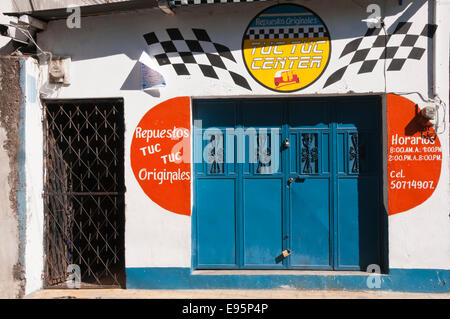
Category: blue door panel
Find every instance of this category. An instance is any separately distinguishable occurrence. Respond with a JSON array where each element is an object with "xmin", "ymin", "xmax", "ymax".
[
  {"xmin": 290, "ymin": 178, "xmax": 331, "ymax": 268},
  {"xmin": 243, "ymin": 178, "xmax": 283, "ymax": 267},
  {"xmin": 335, "ymin": 99, "xmax": 378, "ymax": 130},
  {"xmin": 336, "ymin": 178, "xmax": 360, "ymax": 269},
  {"xmin": 322, "ymin": 132, "xmax": 330, "ymax": 173},
  {"xmin": 242, "ymin": 100, "xmax": 284, "ymax": 128},
  {"xmin": 288, "ymin": 101, "xmax": 329, "ymax": 128},
  {"xmin": 195, "ymin": 100, "xmax": 236, "ymax": 128},
  {"xmin": 196, "ymin": 179, "xmax": 236, "ymax": 267},
  {"xmin": 336, "ymin": 177, "xmax": 380, "ymax": 270},
  {"xmin": 353, "ymin": 177, "xmax": 381, "ymax": 269},
  {"xmin": 336, "ymin": 132, "xmax": 346, "ymax": 174}
]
